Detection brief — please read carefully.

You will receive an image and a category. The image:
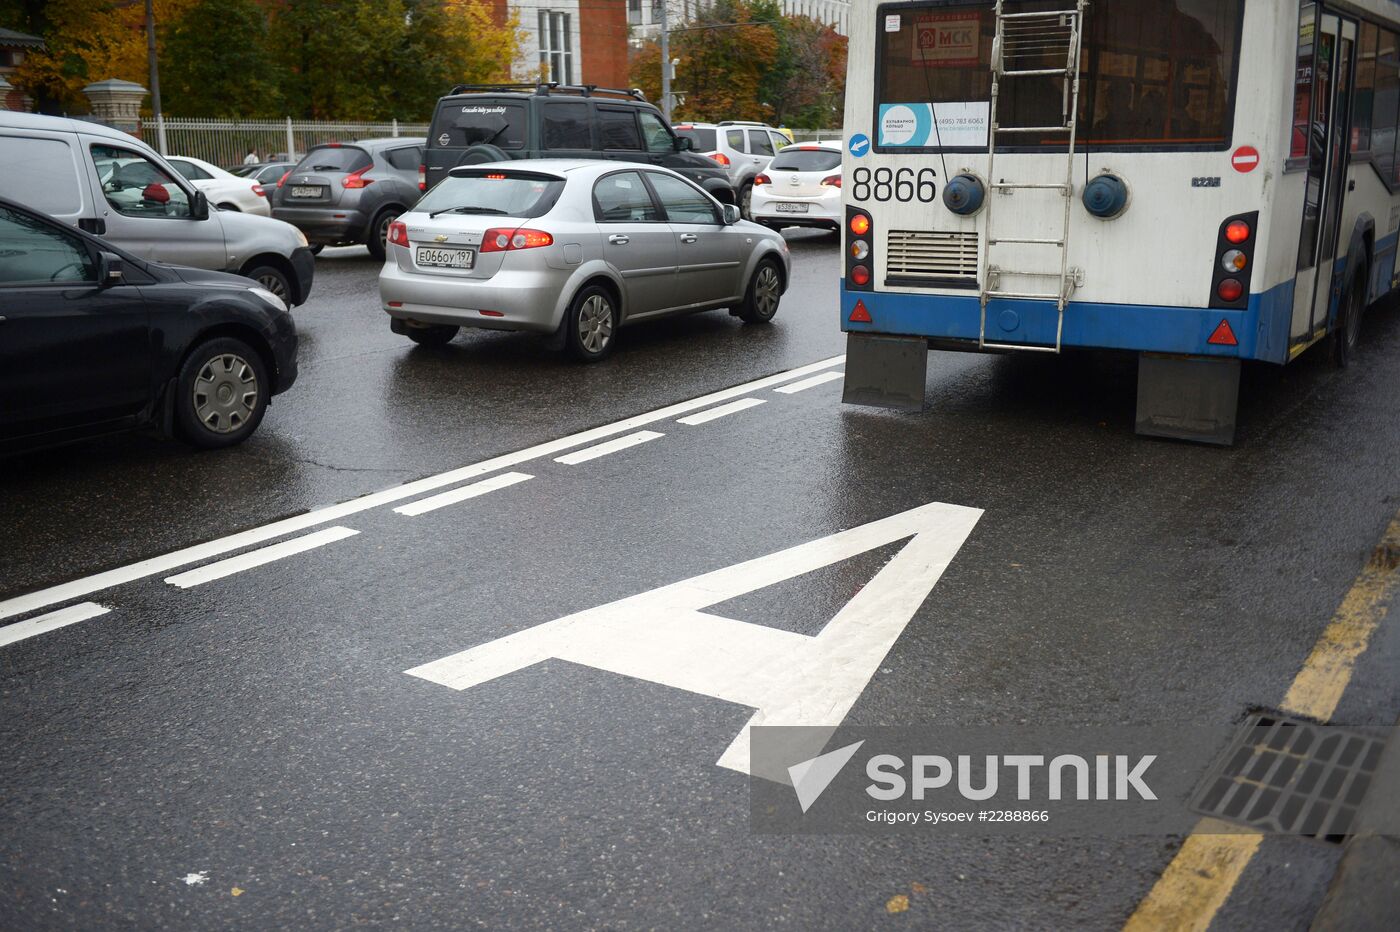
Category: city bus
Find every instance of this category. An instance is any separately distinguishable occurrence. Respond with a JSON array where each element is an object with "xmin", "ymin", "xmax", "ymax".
[{"xmin": 838, "ymin": 0, "xmax": 1400, "ymax": 443}]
